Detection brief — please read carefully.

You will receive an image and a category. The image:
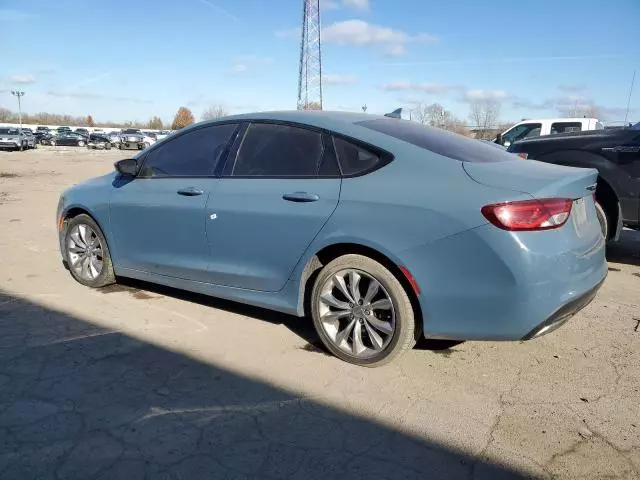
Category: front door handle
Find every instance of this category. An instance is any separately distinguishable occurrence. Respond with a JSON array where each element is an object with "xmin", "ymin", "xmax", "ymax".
[
  {"xmin": 177, "ymin": 187, "xmax": 204, "ymax": 196},
  {"xmin": 282, "ymin": 192, "xmax": 320, "ymax": 203}
]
